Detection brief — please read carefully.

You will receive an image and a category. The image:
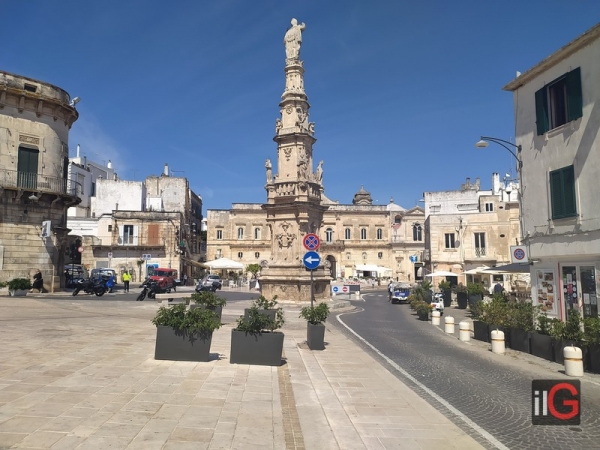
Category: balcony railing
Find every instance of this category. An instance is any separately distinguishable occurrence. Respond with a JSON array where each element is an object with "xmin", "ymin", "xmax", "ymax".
[
  {"xmin": 475, "ymin": 247, "xmax": 486, "ymax": 257},
  {"xmin": 0, "ymin": 169, "xmax": 82, "ymax": 197}
]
